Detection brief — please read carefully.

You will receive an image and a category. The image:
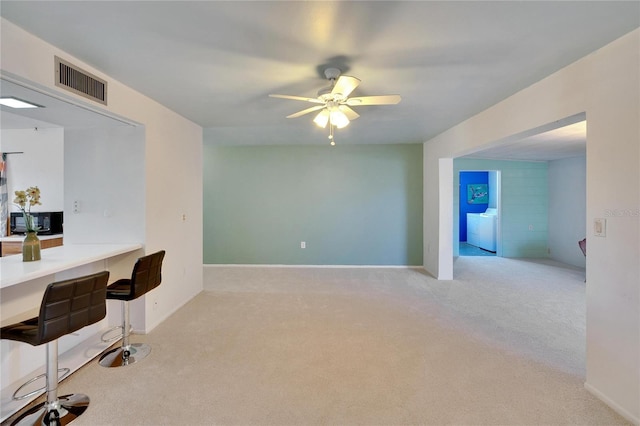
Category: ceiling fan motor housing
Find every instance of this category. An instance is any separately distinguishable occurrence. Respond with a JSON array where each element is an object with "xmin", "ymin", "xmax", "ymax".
[
  {"xmin": 324, "ymin": 67, "xmax": 341, "ymax": 81},
  {"xmin": 318, "ymin": 68, "xmax": 345, "ymax": 101}
]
